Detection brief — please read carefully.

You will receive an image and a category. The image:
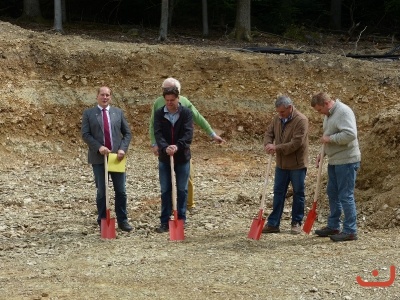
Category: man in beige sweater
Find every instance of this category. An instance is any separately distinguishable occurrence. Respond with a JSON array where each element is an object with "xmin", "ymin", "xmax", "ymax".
[{"xmin": 311, "ymin": 92, "xmax": 361, "ymax": 242}]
